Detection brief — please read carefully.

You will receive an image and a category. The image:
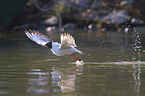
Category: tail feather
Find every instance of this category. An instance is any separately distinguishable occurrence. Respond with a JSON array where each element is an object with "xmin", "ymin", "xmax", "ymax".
[
  {"xmin": 75, "ymin": 48, "xmax": 83, "ymax": 54},
  {"xmin": 79, "ymin": 51, "xmax": 84, "ymax": 54}
]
